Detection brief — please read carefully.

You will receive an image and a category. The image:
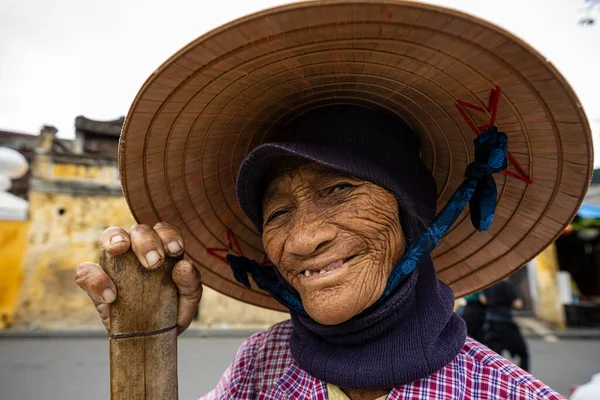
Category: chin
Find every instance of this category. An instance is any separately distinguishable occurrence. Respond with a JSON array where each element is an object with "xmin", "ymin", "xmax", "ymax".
[{"xmin": 302, "ymin": 294, "xmax": 368, "ymax": 325}]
